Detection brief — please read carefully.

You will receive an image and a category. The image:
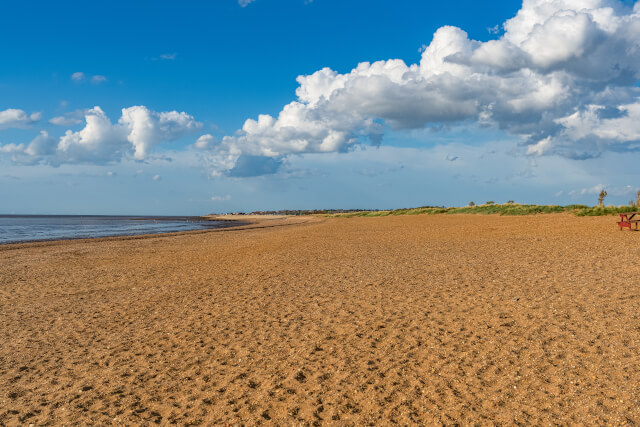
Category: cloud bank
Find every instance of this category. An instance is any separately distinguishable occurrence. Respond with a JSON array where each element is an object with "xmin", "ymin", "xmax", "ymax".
[
  {"xmin": 4, "ymin": 106, "xmax": 201, "ymax": 165},
  {"xmin": 3, "ymin": 0, "xmax": 640, "ymax": 177},
  {"xmin": 199, "ymin": 0, "xmax": 640, "ymax": 176}
]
